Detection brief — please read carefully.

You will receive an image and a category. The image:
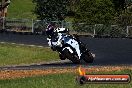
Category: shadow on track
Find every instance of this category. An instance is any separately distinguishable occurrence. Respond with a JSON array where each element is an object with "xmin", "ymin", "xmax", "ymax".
[{"xmin": 0, "ymin": 60, "xmax": 91, "ymax": 70}]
